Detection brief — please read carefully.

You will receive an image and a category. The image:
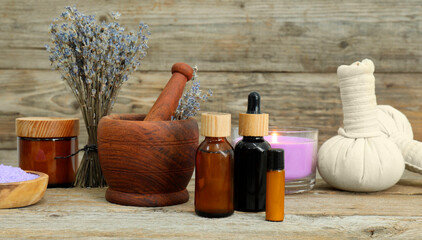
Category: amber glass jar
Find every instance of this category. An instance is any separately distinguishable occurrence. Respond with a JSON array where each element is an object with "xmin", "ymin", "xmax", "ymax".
[
  {"xmin": 16, "ymin": 117, "xmax": 79, "ymax": 187},
  {"xmin": 195, "ymin": 113, "xmax": 234, "ymax": 218}
]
